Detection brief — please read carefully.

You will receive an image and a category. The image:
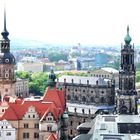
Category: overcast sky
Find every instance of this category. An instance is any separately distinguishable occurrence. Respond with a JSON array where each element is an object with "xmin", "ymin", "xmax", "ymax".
[{"xmin": 0, "ymin": 0, "xmax": 140, "ymax": 45}]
